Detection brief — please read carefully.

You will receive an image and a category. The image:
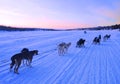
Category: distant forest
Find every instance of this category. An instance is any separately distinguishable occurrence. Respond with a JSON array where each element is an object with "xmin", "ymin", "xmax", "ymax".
[
  {"xmin": 68, "ymin": 24, "xmax": 120, "ymax": 30},
  {"xmin": 0, "ymin": 25, "xmax": 58, "ymax": 31},
  {"xmin": 0, "ymin": 24, "xmax": 120, "ymax": 31},
  {"xmin": 86, "ymin": 24, "xmax": 120, "ymax": 30}
]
